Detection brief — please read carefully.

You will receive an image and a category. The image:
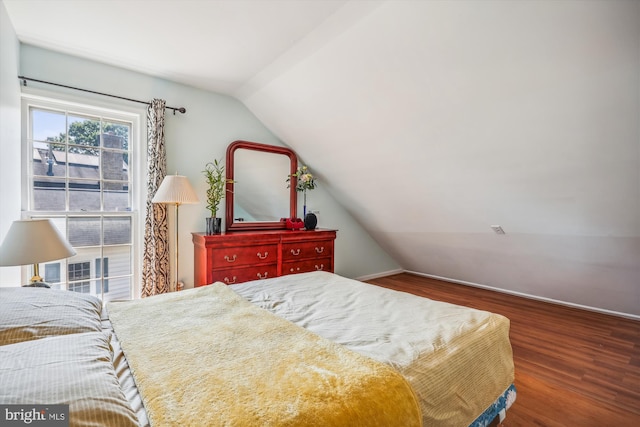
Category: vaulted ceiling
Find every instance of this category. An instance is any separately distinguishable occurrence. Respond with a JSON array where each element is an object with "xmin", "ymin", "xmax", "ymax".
[{"xmin": 4, "ymin": 0, "xmax": 639, "ymax": 316}]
